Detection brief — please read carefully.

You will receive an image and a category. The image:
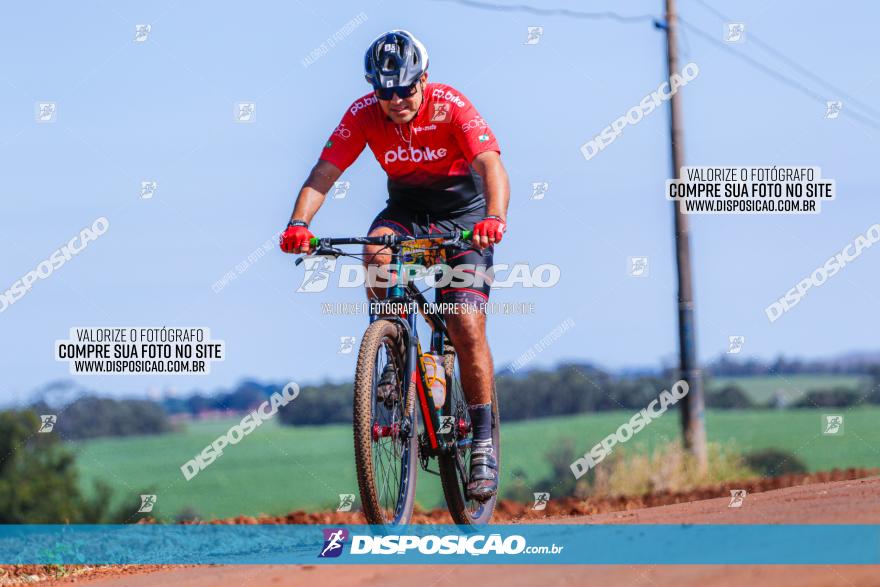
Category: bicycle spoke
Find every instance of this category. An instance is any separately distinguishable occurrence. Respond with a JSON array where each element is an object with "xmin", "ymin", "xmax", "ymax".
[{"xmin": 367, "ymin": 336, "xmax": 410, "ymax": 522}]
